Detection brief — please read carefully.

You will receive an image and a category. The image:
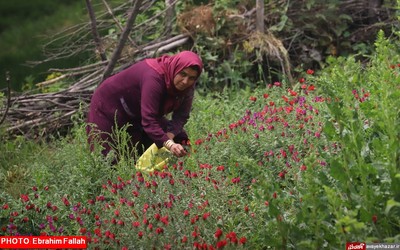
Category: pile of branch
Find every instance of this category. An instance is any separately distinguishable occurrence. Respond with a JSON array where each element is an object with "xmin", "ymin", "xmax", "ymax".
[
  {"xmin": 0, "ymin": 33, "xmax": 190, "ymax": 138},
  {"xmin": 0, "ymin": 0, "xmax": 189, "ymax": 139}
]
